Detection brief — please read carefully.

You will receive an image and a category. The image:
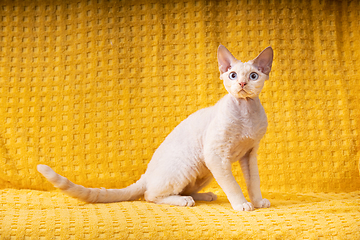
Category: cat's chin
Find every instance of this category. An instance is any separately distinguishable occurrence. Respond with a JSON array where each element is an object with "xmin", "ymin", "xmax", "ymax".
[{"xmin": 230, "ymin": 91, "xmax": 256, "ymax": 99}]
